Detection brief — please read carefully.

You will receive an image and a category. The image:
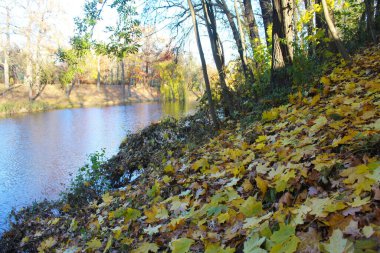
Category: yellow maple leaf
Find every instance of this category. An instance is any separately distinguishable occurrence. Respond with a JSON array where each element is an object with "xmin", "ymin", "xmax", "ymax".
[
  {"xmin": 86, "ymin": 238, "xmax": 102, "ymax": 250},
  {"xmin": 310, "ymin": 94, "xmax": 321, "ymax": 106},
  {"xmin": 217, "ymin": 212, "xmax": 230, "ymax": 224},
  {"xmin": 255, "ymin": 176, "xmax": 268, "ymax": 196},
  {"xmin": 102, "ymin": 192, "xmax": 113, "ymax": 205},
  {"xmin": 310, "ymin": 116, "xmax": 328, "ymax": 134}
]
